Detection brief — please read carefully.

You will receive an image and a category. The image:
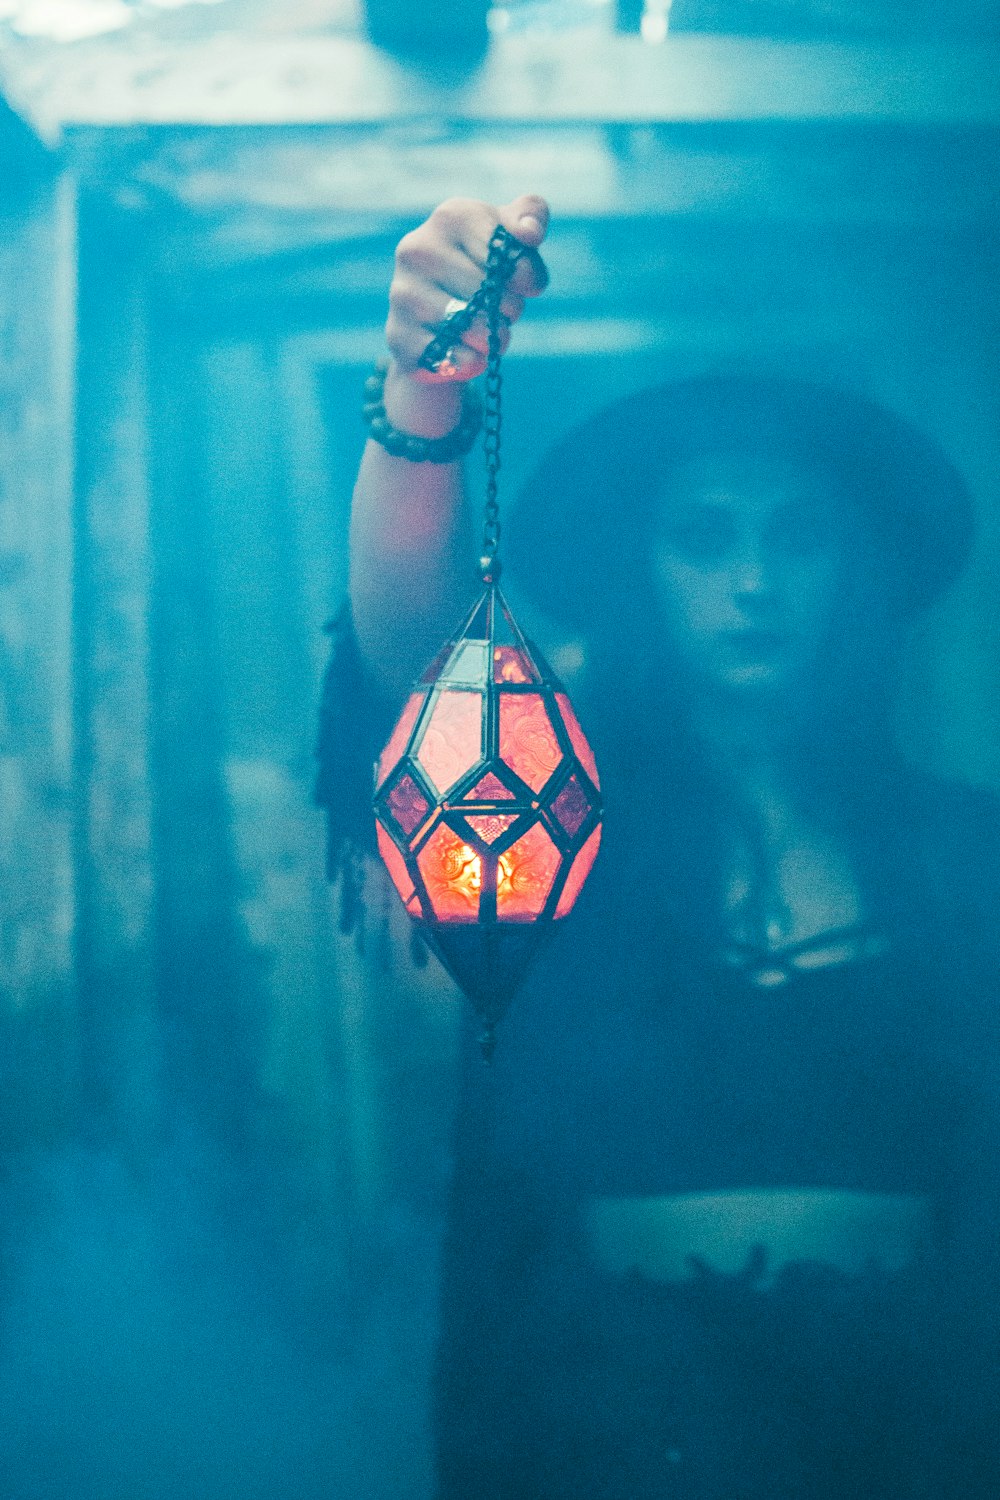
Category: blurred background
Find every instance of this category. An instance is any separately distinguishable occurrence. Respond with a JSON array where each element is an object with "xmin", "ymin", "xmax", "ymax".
[{"xmin": 0, "ymin": 2, "xmax": 997, "ymax": 1496}]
